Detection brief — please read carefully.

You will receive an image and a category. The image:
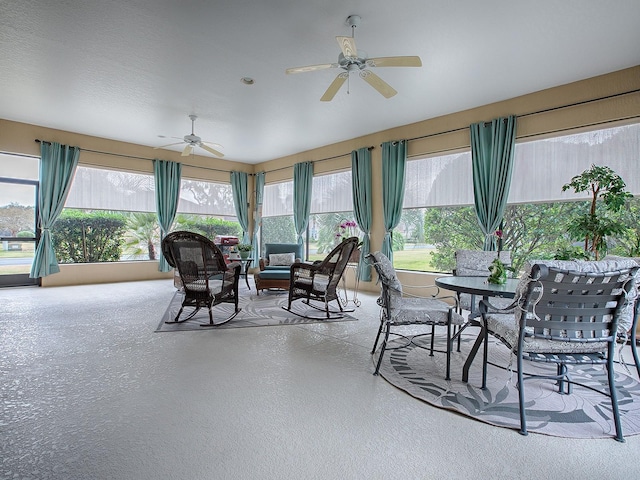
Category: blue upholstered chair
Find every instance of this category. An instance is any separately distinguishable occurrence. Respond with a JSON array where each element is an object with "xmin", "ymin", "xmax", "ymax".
[{"xmin": 254, "ymin": 243, "xmax": 304, "ymax": 294}]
